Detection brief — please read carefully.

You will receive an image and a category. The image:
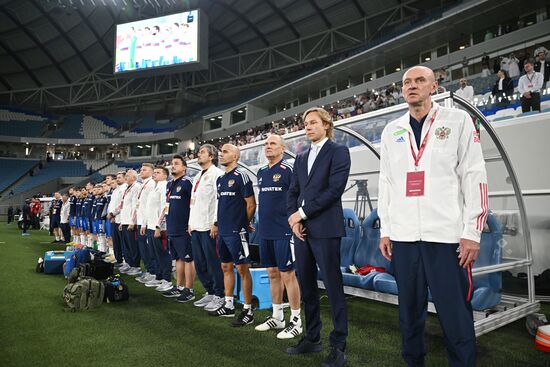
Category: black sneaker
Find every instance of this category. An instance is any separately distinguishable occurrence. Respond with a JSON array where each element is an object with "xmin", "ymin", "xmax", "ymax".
[
  {"xmin": 286, "ymin": 337, "xmax": 323, "ymax": 355},
  {"xmin": 162, "ymin": 286, "xmax": 182, "ymax": 298},
  {"xmin": 208, "ymin": 305, "xmax": 235, "ymax": 317},
  {"xmin": 176, "ymin": 288, "xmax": 195, "ymax": 303},
  {"xmin": 231, "ymin": 309, "xmax": 254, "ymax": 327},
  {"xmin": 321, "ymin": 347, "xmax": 347, "ymax": 367}
]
